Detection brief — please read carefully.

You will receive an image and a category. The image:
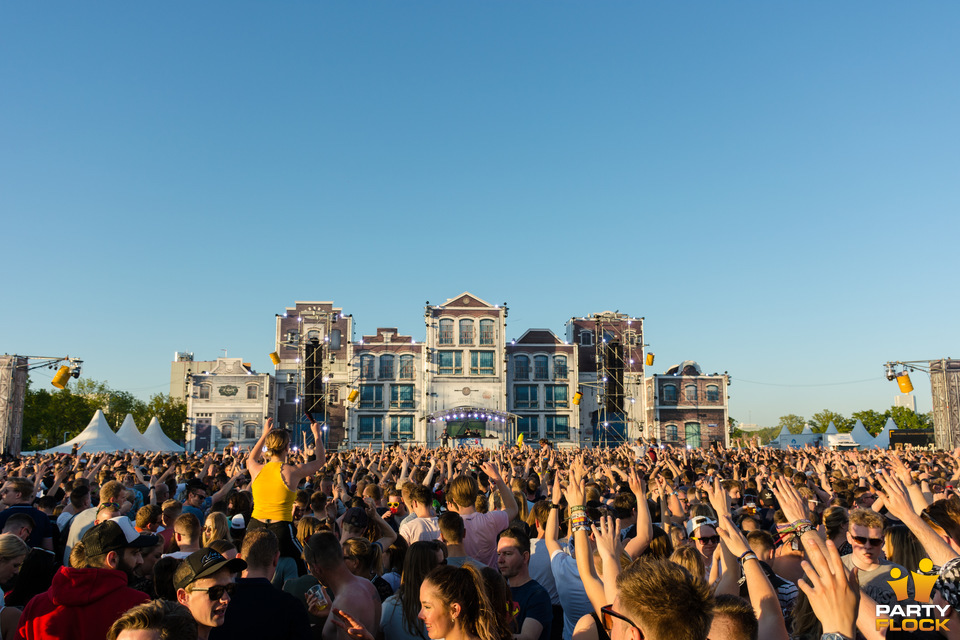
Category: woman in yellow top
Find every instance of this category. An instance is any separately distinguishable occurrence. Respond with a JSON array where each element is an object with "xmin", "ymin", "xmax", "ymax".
[{"xmin": 247, "ymin": 418, "xmax": 326, "ymax": 573}]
